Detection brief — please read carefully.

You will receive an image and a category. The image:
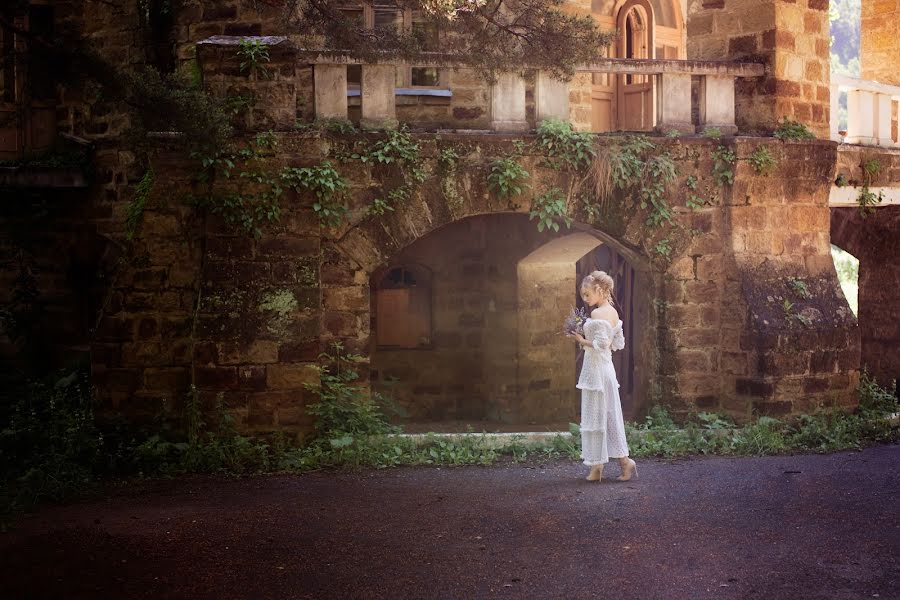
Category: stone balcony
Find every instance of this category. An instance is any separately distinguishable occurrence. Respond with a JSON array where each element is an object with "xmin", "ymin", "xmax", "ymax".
[{"xmin": 196, "ymin": 35, "xmax": 766, "ymax": 135}]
